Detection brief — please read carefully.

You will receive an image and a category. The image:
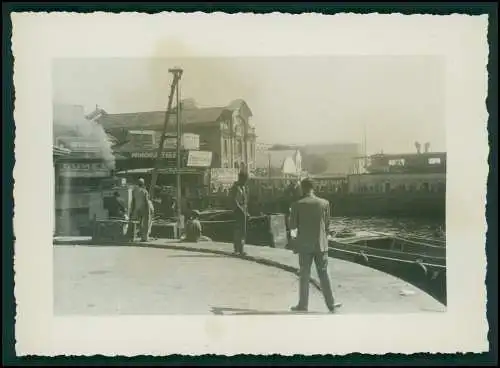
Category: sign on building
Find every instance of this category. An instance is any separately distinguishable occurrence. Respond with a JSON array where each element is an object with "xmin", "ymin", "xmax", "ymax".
[
  {"xmin": 210, "ymin": 168, "xmax": 238, "ymax": 192},
  {"xmin": 59, "ymin": 162, "xmax": 110, "ymax": 178},
  {"xmin": 154, "ymin": 132, "xmax": 200, "ymax": 150},
  {"xmin": 55, "ymin": 137, "xmax": 103, "ymax": 153},
  {"xmin": 157, "ymin": 167, "xmax": 201, "ymax": 175},
  {"xmin": 128, "ymin": 130, "xmax": 156, "ymax": 149},
  {"xmin": 187, "ymin": 151, "xmax": 212, "ymax": 167},
  {"xmin": 210, "ymin": 168, "xmax": 238, "ymax": 184},
  {"xmin": 130, "ymin": 151, "xmax": 177, "ymax": 159}
]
